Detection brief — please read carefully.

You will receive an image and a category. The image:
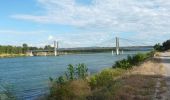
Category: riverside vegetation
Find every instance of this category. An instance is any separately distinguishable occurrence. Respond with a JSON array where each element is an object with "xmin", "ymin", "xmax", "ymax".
[
  {"xmin": 0, "ymin": 44, "xmax": 53, "ymax": 58},
  {"xmin": 45, "ymin": 51, "xmax": 166, "ymax": 100},
  {"xmin": 154, "ymin": 39, "xmax": 170, "ymax": 51}
]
